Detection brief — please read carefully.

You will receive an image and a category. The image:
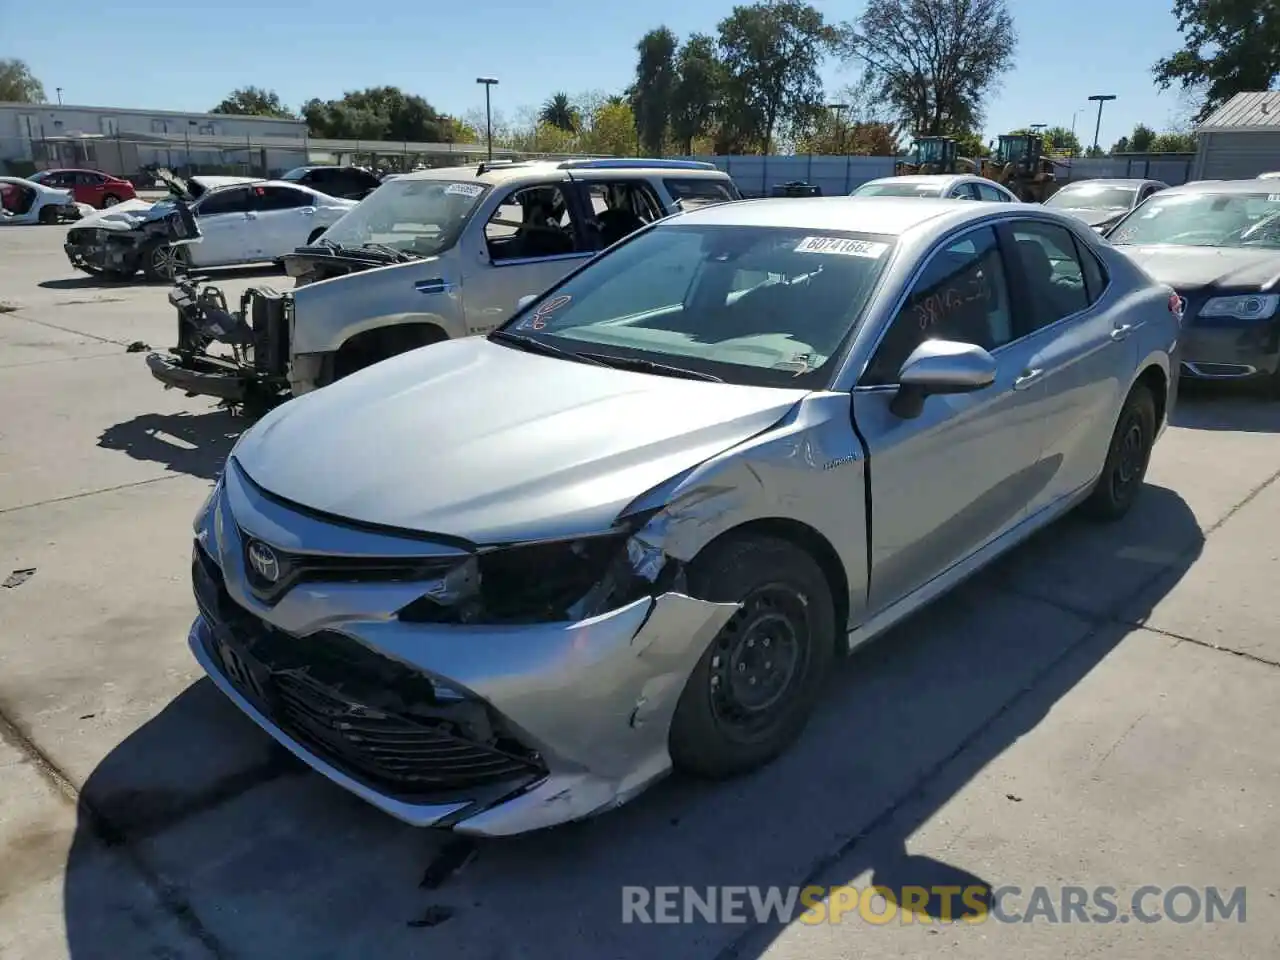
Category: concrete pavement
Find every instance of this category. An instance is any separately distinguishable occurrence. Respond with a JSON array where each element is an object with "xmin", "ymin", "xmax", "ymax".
[{"xmin": 0, "ymin": 224, "xmax": 1276, "ymax": 959}]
